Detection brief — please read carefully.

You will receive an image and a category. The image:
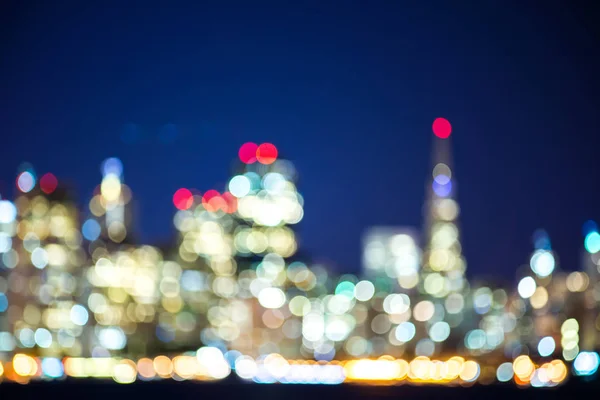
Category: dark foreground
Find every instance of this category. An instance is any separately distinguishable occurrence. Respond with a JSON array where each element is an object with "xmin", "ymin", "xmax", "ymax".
[{"xmin": 1, "ymin": 378, "xmax": 598, "ymax": 400}]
